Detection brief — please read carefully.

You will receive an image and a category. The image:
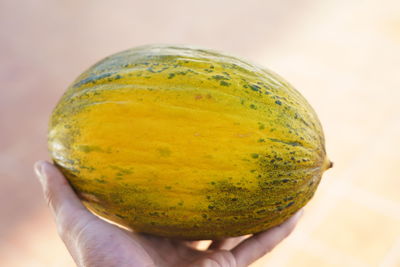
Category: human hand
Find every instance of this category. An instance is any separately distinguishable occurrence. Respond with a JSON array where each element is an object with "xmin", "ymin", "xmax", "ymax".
[{"xmin": 34, "ymin": 161, "xmax": 303, "ymax": 267}]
